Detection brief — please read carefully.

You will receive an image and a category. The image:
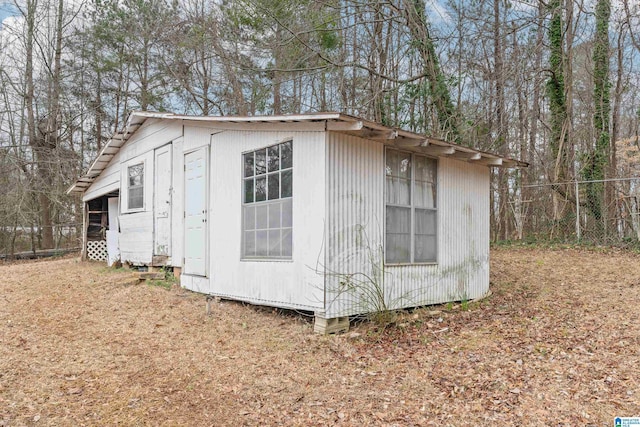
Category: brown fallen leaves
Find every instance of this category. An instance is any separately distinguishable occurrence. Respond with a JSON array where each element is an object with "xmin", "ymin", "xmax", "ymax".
[{"xmin": 1, "ymin": 247, "xmax": 640, "ymax": 426}]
